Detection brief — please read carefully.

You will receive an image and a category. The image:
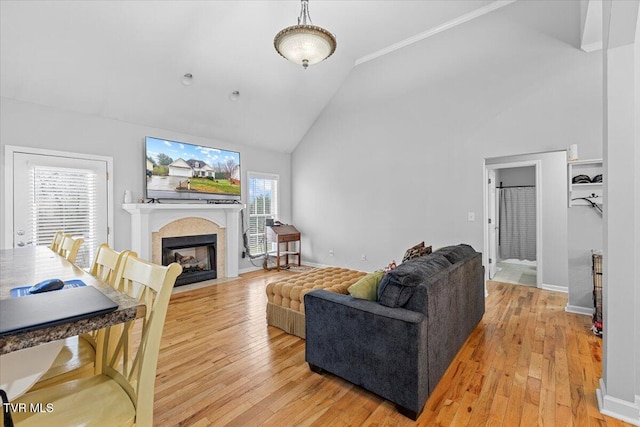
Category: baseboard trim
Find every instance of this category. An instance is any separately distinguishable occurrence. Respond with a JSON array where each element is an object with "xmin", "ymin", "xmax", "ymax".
[
  {"xmin": 596, "ymin": 378, "xmax": 640, "ymax": 426},
  {"xmin": 239, "ymin": 265, "xmax": 263, "ymax": 274},
  {"xmin": 302, "ymin": 261, "xmax": 331, "ymax": 268},
  {"xmin": 540, "ymin": 283, "xmax": 568, "ymax": 293},
  {"xmin": 240, "ymin": 260, "xmax": 331, "ymax": 274},
  {"xmin": 565, "ymin": 304, "xmax": 594, "ymax": 316}
]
